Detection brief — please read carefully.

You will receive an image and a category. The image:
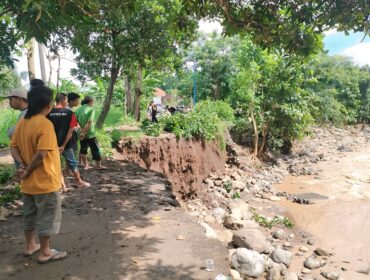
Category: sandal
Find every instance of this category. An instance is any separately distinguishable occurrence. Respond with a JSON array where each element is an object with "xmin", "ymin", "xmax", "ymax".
[{"xmin": 38, "ymin": 249, "xmax": 68, "ymax": 264}]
